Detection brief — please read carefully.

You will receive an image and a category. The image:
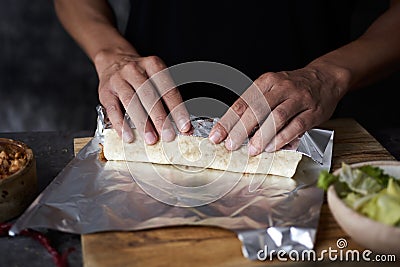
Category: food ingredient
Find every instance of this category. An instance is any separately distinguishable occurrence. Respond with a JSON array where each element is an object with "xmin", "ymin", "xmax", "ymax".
[{"xmin": 318, "ymin": 162, "xmax": 400, "ymax": 226}]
